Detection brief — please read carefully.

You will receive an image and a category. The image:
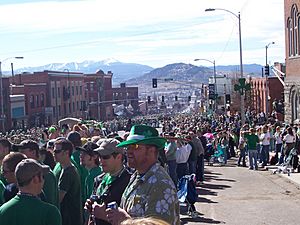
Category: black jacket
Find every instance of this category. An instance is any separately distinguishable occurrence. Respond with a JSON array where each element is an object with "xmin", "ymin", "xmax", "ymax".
[{"xmin": 92, "ymin": 167, "xmax": 131, "ymax": 225}]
